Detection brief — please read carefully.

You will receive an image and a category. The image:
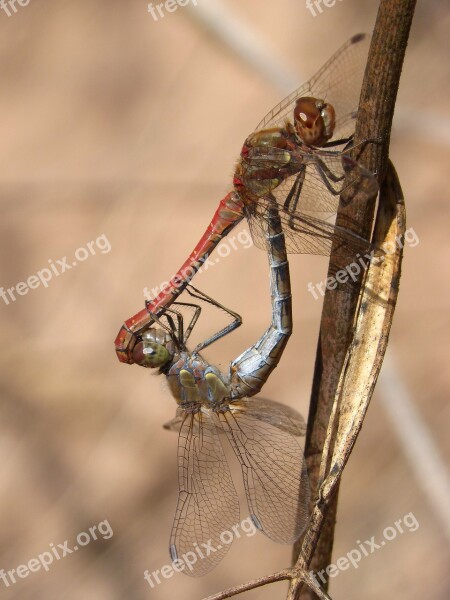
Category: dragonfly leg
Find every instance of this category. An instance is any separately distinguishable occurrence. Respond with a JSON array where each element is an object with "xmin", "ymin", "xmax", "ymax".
[
  {"xmin": 346, "ymin": 136, "xmax": 384, "ymax": 162},
  {"xmin": 284, "ymin": 157, "xmax": 343, "ymax": 233},
  {"xmin": 321, "ymin": 134, "xmax": 354, "ymax": 149},
  {"xmin": 183, "ymin": 285, "xmax": 242, "ymax": 353},
  {"xmin": 146, "ymin": 306, "xmax": 184, "ymax": 351},
  {"xmin": 154, "ymin": 302, "xmax": 209, "ymax": 349},
  {"xmin": 164, "ymin": 312, "xmax": 180, "ymax": 340},
  {"xmin": 169, "ymin": 301, "xmax": 201, "ymax": 345},
  {"xmin": 141, "ymin": 283, "xmax": 242, "ymax": 353},
  {"xmin": 316, "ymin": 156, "xmax": 346, "ymax": 184},
  {"xmin": 311, "ymin": 158, "xmax": 347, "ymax": 195},
  {"xmin": 284, "ymin": 168, "xmax": 306, "ymax": 231},
  {"xmin": 283, "ymin": 166, "xmax": 337, "ymax": 233}
]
